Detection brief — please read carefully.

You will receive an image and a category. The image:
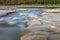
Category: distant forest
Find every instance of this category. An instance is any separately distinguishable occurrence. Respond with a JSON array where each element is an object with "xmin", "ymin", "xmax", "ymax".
[{"xmin": 0, "ymin": 0, "xmax": 60, "ymax": 5}]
